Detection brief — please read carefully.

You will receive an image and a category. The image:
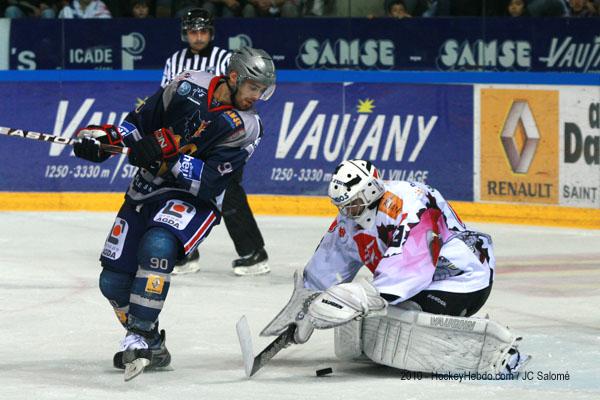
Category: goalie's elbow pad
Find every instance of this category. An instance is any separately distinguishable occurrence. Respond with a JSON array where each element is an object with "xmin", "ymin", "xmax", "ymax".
[{"xmin": 308, "ymin": 279, "xmax": 387, "ymax": 330}]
